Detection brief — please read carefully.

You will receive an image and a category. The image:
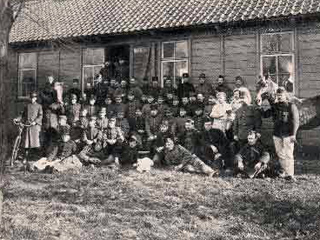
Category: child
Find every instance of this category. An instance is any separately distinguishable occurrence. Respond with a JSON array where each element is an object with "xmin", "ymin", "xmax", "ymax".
[
  {"xmin": 145, "ymin": 104, "xmax": 163, "ymax": 145},
  {"xmin": 132, "ymin": 107, "xmax": 148, "ymax": 149},
  {"xmin": 175, "ymin": 107, "xmax": 189, "ymax": 134},
  {"xmin": 96, "ymin": 107, "xmax": 109, "ymax": 131},
  {"xmin": 157, "ymin": 95, "xmax": 166, "ymax": 118},
  {"xmin": 152, "ymin": 121, "xmax": 173, "ymax": 165},
  {"xmin": 116, "ymin": 110, "xmax": 130, "ymax": 139},
  {"xmin": 103, "ymin": 96, "xmax": 113, "ymax": 118},
  {"xmin": 171, "ymin": 96, "xmax": 180, "ymax": 117},
  {"xmin": 110, "ymin": 94, "xmax": 127, "ymax": 117},
  {"xmin": 210, "ymin": 92, "xmax": 232, "ymax": 132}
]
